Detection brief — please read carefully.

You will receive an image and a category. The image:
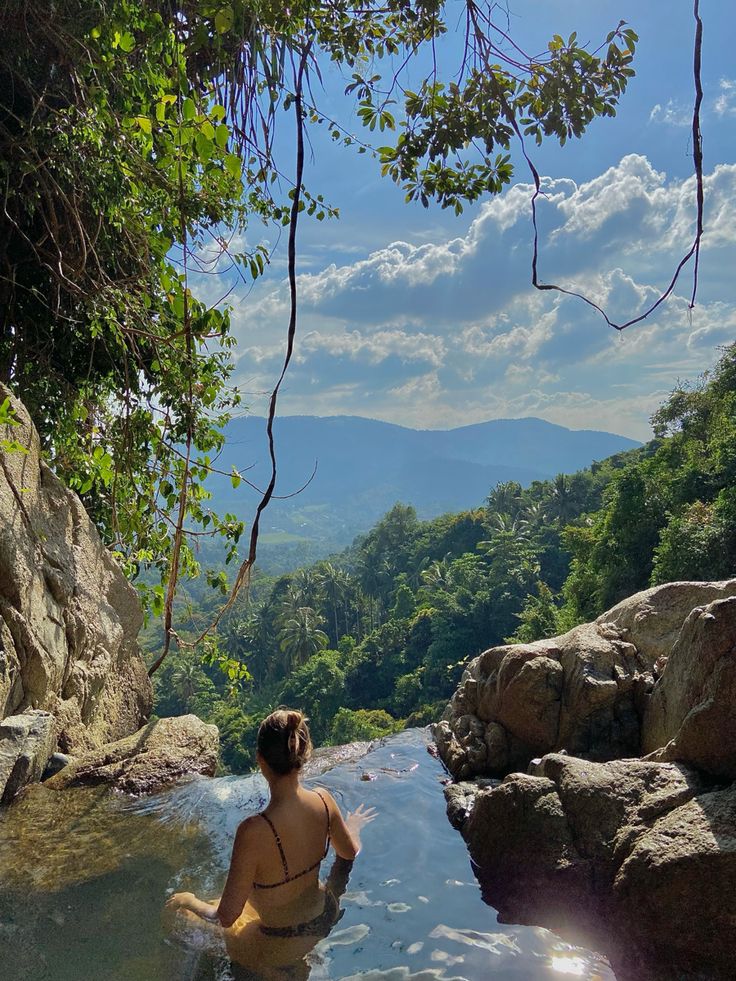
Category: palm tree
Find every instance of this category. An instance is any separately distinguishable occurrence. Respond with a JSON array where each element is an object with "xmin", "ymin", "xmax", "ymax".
[
  {"xmin": 487, "ymin": 481, "xmax": 523, "ymax": 518},
  {"xmin": 277, "ymin": 607, "xmax": 329, "ymax": 671},
  {"xmin": 522, "ymin": 501, "xmax": 546, "ymax": 529},
  {"xmin": 317, "ymin": 562, "xmax": 344, "ymax": 643},
  {"xmin": 547, "ymin": 474, "xmax": 576, "ymax": 524},
  {"xmin": 420, "ymin": 557, "xmax": 453, "ymax": 592},
  {"xmin": 291, "ymin": 567, "xmax": 324, "ymax": 610},
  {"xmin": 170, "ymin": 657, "xmax": 200, "ymax": 709},
  {"xmin": 478, "ymin": 512, "xmax": 530, "ymax": 553}
]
